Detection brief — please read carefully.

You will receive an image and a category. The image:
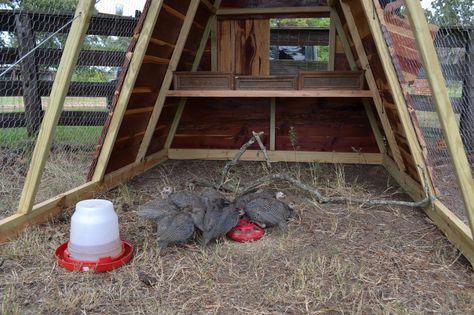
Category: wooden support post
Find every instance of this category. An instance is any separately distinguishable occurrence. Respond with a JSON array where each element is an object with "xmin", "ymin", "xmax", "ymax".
[
  {"xmin": 460, "ymin": 30, "xmax": 474, "ymax": 152},
  {"xmin": 339, "ymin": 3, "xmax": 404, "ymax": 167},
  {"xmin": 270, "ymin": 98, "xmax": 276, "ymax": 151},
  {"xmin": 165, "ymin": 0, "xmax": 222, "ymax": 149},
  {"xmin": 15, "ymin": 13, "xmax": 43, "ymax": 137},
  {"xmin": 331, "ymin": 7, "xmax": 386, "ymax": 154},
  {"xmin": 92, "ymin": 0, "xmax": 163, "ymax": 182},
  {"xmin": 16, "ymin": 0, "xmax": 96, "ymax": 215},
  {"xmin": 136, "ymin": 0, "xmax": 201, "ymax": 161},
  {"xmin": 328, "ymin": 10, "xmax": 337, "ymax": 71},
  {"xmin": 210, "ymin": 10, "xmax": 219, "ymax": 72},
  {"xmin": 405, "ymin": 1, "xmax": 474, "ymax": 233}
]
